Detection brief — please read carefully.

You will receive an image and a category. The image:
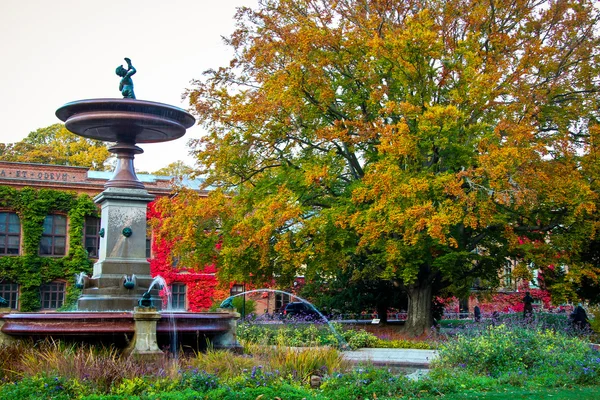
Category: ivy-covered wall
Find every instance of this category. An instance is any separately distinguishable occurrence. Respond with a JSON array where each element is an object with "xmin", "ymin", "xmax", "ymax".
[
  {"xmin": 147, "ymin": 202, "xmax": 227, "ymax": 311},
  {"xmin": 0, "ymin": 186, "xmax": 98, "ymax": 311}
]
